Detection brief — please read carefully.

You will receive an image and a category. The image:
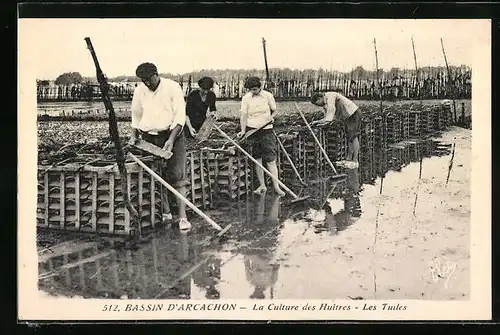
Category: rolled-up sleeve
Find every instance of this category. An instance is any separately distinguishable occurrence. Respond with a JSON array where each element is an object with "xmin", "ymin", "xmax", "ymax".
[
  {"xmin": 240, "ymin": 95, "xmax": 249, "ymax": 117},
  {"xmin": 130, "ymin": 86, "xmax": 143, "ymax": 129},
  {"xmin": 266, "ymin": 92, "xmax": 277, "ymax": 112},
  {"xmin": 324, "ymin": 94, "xmax": 337, "ymax": 122},
  {"xmin": 170, "ymin": 82, "xmax": 186, "ymax": 129}
]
